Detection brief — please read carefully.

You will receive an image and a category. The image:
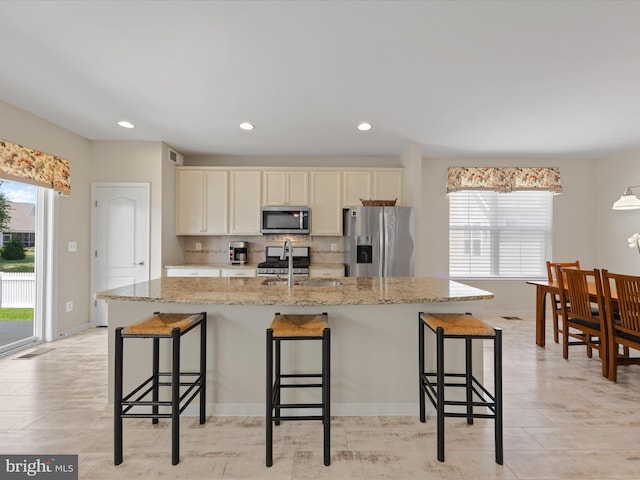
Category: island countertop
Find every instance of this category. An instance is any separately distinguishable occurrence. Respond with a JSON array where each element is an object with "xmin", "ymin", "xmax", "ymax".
[{"xmin": 95, "ymin": 276, "xmax": 493, "ymax": 306}]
